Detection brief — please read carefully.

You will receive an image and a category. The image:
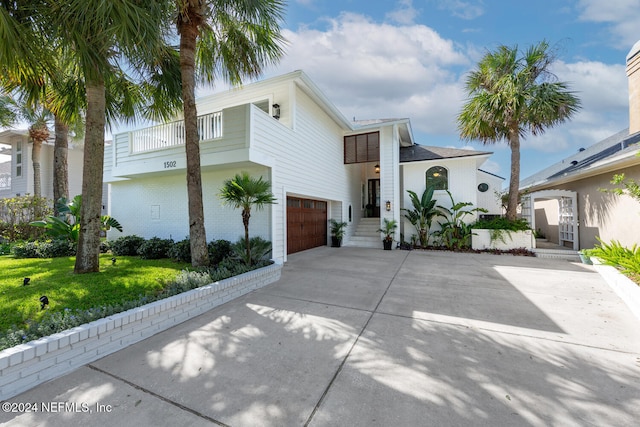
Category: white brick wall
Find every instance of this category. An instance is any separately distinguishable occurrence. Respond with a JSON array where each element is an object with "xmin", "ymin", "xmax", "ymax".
[{"xmin": 0, "ymin": 263, "xmax": 282, "ymax": 401}]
